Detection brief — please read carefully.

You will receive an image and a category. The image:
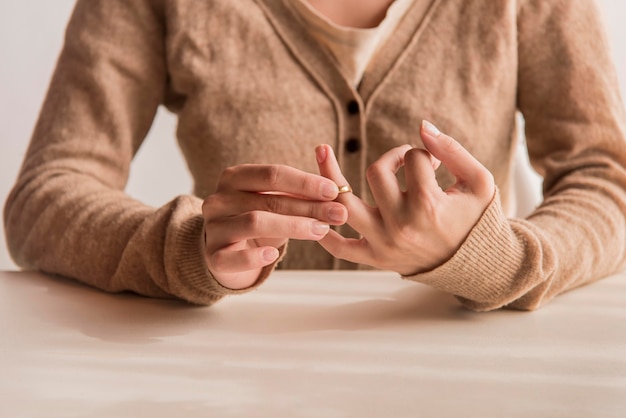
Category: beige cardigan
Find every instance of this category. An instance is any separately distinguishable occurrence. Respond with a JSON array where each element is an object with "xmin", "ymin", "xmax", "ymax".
[{"xmin": 5, "ymin": 0, "xmax": 626, "ymax": 310}]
